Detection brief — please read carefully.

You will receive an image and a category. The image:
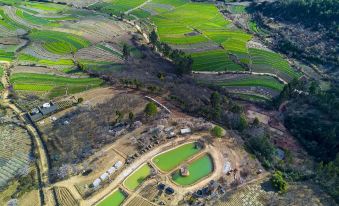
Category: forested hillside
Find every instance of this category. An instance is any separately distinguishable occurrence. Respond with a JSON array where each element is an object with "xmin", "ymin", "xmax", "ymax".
[
  {"xmin": 278, "ymin": 81, "xmax": 339, "ymax": 202},
  {"xmin": 250, "ymin": 0, "xmax": 339, "ymax": 75},
  {"xmin": 255, "ymin": 0, "xmax": 338, "ymax": 30}
]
